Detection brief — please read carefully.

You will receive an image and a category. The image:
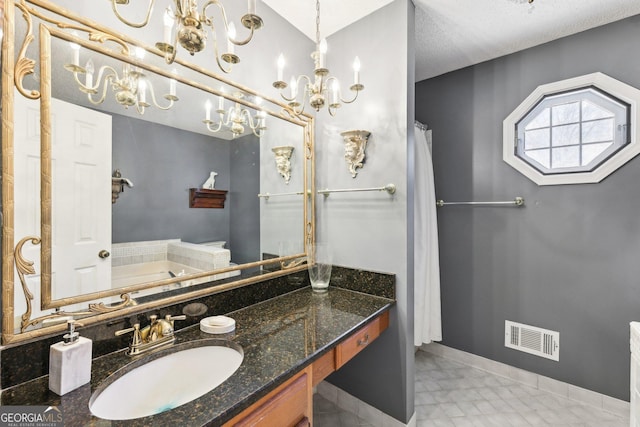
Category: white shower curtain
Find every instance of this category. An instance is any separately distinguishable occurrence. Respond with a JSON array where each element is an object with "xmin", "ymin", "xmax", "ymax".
[{"xmin": 414, "ymin": 122, "xmax": 442, "ymax": 346}]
